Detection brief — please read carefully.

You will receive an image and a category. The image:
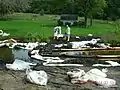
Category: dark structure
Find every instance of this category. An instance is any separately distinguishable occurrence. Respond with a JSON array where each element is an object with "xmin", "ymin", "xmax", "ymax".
[
  {"xmin": 0, "ymin": 47, "xmax": 14, "ymax": 63},
  {"xmin": 58, "ymin": 14, "xmax": 79, "ymax": 26}
]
